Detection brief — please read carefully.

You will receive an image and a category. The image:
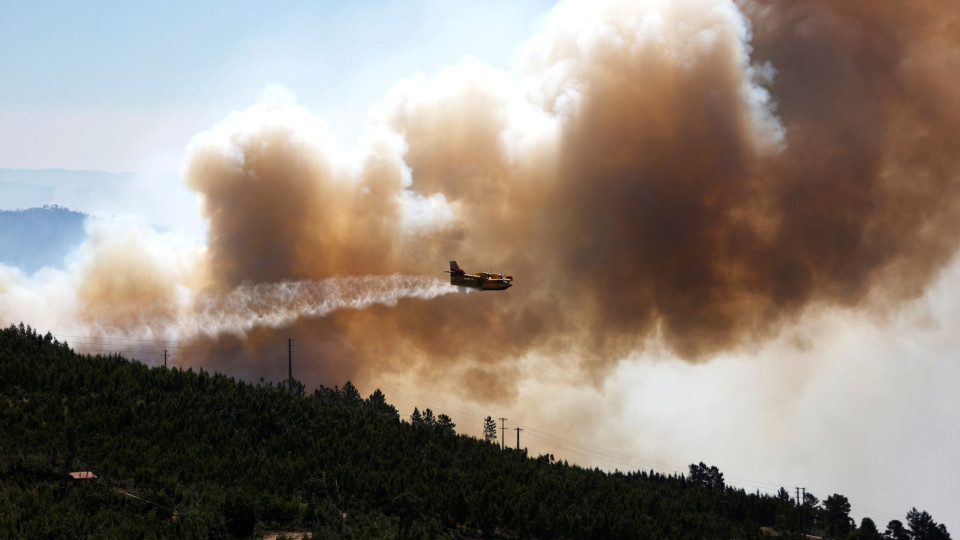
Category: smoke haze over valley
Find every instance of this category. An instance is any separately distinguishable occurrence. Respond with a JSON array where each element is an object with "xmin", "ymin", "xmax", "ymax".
[{"xmin": 2, "ymin": 0, "xmax": 958, "ymax": 529}]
